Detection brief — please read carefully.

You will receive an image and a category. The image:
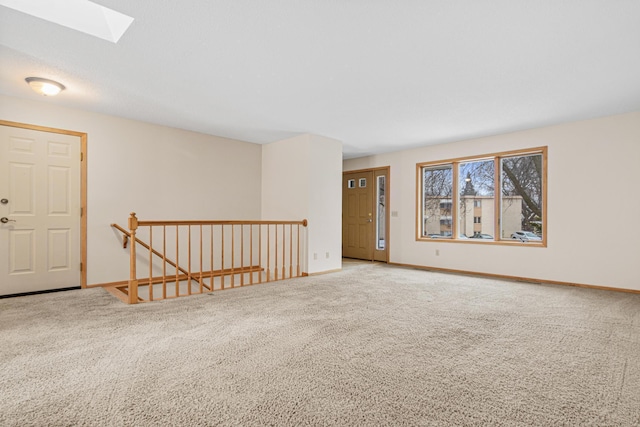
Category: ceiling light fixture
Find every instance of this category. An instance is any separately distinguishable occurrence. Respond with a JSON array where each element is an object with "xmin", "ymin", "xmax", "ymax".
[{"xmin": 25, "ymin": 77, "xmax": 65, "ymax": 96}]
